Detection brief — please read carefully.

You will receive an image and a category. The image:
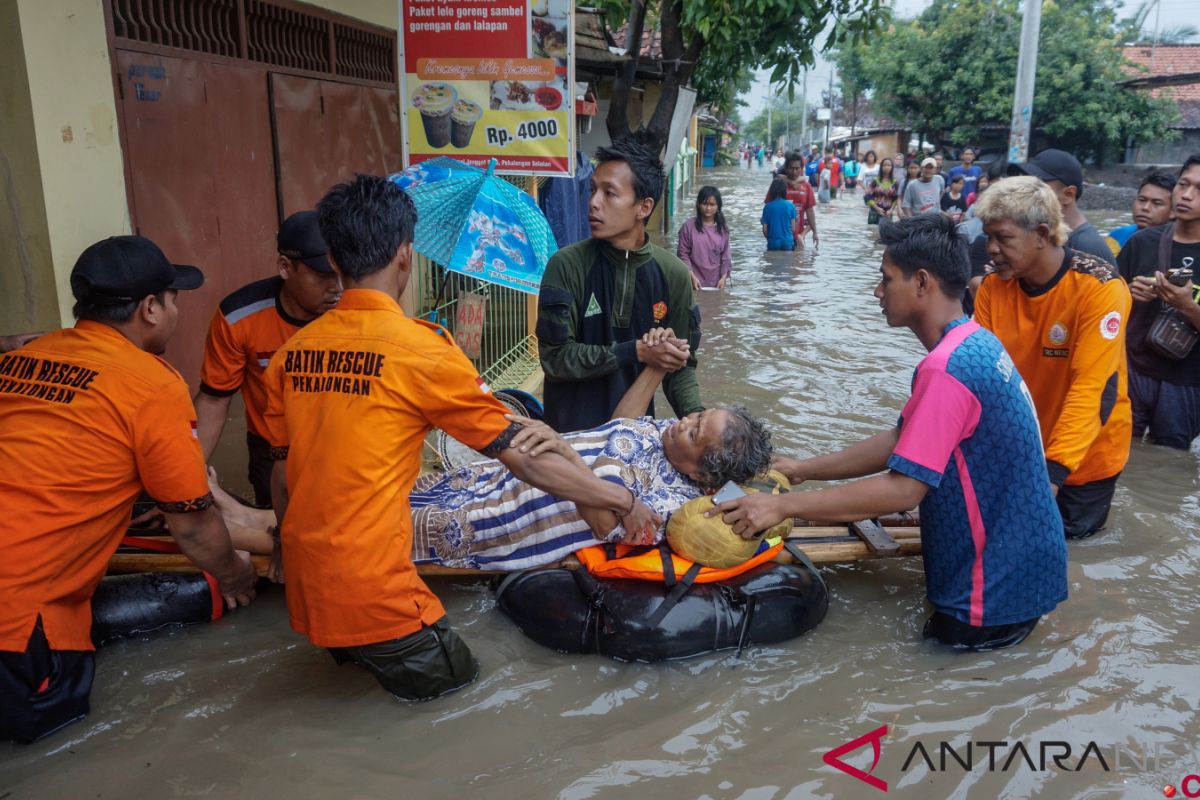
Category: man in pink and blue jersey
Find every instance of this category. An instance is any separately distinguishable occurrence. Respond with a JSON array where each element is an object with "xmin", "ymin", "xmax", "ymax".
[{"xmin": 716, "ymin": 215, "xmax": 1067, "ymax": 651}]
